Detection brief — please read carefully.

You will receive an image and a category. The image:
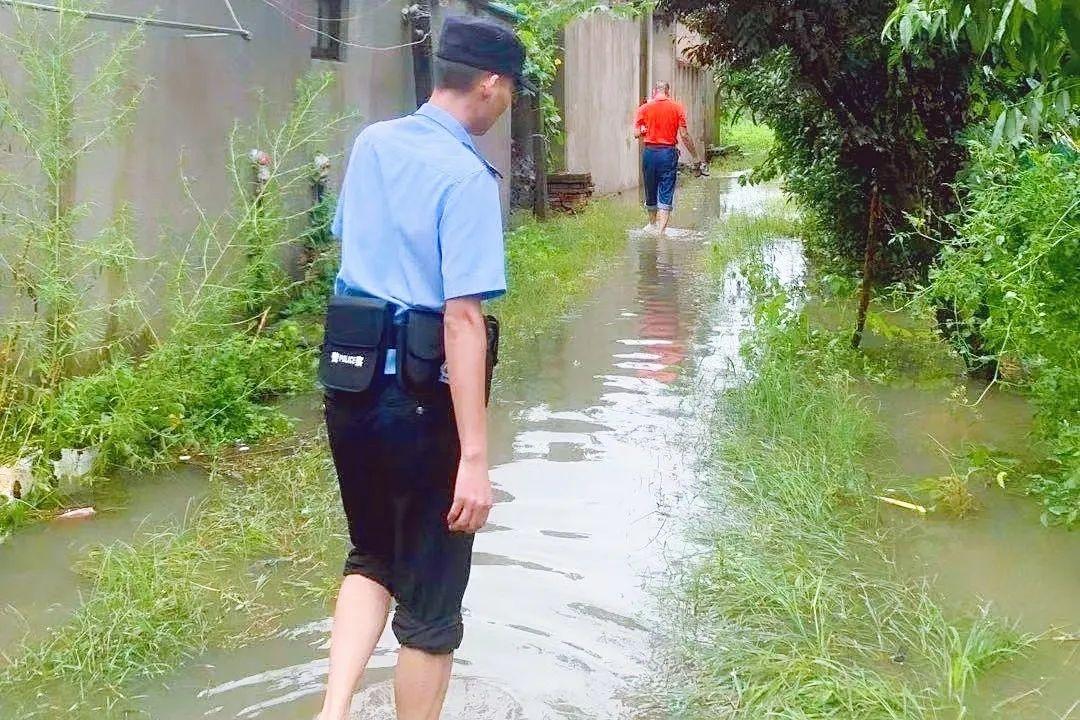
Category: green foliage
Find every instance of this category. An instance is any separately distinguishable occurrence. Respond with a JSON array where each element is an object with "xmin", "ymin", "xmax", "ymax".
[
  {"xmin": 34, "ymin": 324, "xmax": 314, "ymax": 470},
  {"xmin": 0, "ymin": 0, "xmax": 147, "ymax": 386},
  {"xmin": 886, "ymin": 0, "xmax": 1080, "ymax": 143},
  {"xmin": 664, "ymin": 0, "xmax": 975, "ymax": 282},
  {"xmin": 929, "ymin": 140, "xmax": 1080, "ymax": 527}
]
